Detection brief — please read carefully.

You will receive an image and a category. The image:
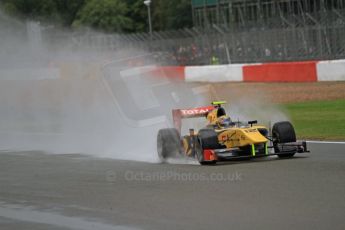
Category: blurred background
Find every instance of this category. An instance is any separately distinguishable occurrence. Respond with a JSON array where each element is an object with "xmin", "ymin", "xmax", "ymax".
[{"xmin": 1, "ymin": 0, "xmax": 345, "ymax": 66}]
